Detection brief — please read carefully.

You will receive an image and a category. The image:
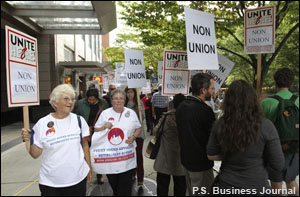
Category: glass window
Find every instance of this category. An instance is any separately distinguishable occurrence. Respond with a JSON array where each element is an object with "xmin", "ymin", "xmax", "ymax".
[
  {"xmin": 6, "ymin": 2, "xmax": 100, "ymax": 31},
  {"xmin": 93, "ymin": 35, "xmax": 96, "ymax": 55},
  {"xmin": 89, "ymin": 35, "xmax": 92, "ymax": 49},
  {"xmin": 78, "ymin": 55, "xmax": 85, "ymax": 61},
  {"xmin": 6, "ymin": 1, "xmax": 93, "ymax": 10},
  {"xmin": 64, "ymin": 46, "xmax": 74, "ymax": 61}
]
